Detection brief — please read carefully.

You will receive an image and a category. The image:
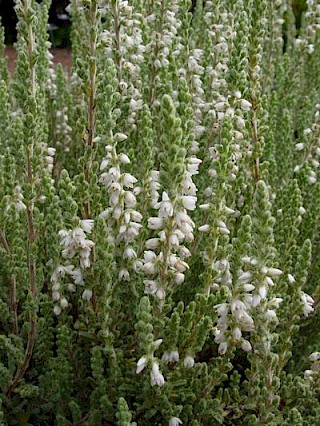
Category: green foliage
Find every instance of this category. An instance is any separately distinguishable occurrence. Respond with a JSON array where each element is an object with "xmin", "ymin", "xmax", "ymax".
[{"xmin": 0, "ymin": 0, "xmax": 319, "ymax": 424}]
